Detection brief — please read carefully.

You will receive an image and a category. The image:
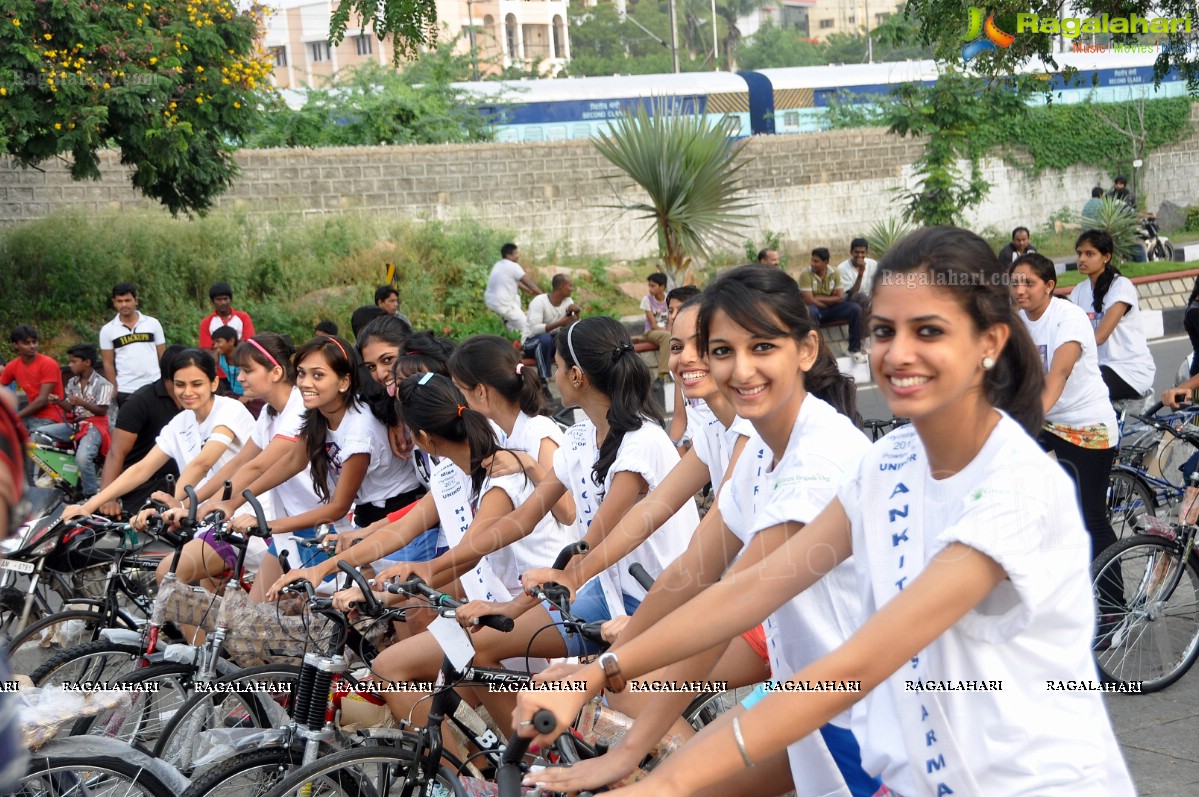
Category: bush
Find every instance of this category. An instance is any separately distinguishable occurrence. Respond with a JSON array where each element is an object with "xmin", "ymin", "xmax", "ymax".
[
  {"xmin": 0, "ymin": 212, "xmax": 615, "ymax": 358},
  {"xmin": 1078, "ymin": 198, "xmax": 1142, "ymax": 264}
]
